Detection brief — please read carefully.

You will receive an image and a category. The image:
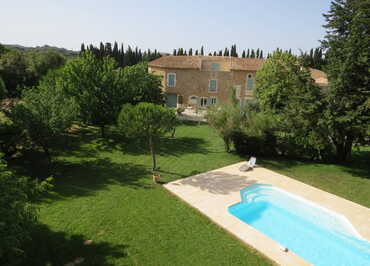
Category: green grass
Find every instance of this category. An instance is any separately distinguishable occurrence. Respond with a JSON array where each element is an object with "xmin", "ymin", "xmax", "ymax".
[
  {"xmin": 259, "ymin": 147, "xmax": 370, "ymax": 208},
  {"xmin": 10, "ymin": 122, "xmax": 370, "ymax": 265},
  {"xmin": 12, "ymin": 122, "xmax": 271, "ymax": 266}
]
